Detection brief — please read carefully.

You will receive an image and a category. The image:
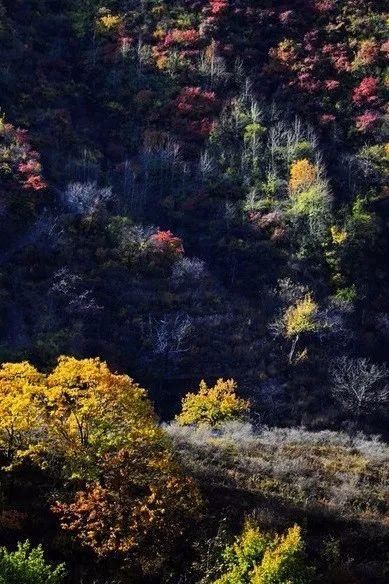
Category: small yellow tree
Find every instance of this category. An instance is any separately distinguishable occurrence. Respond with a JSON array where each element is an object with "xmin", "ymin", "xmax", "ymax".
[
  {"xmin": 289, "ymin": 159, "xmax": 317, "ymax": 194},
  {"xmin": 176, "ymin": 379, "xmax": 249, "ymax": 427},
  {"xmin": 97, "ymin": 12, "xmax": 122, "ymax": 31},
  {"xmin": 213, "ymin": 521, "xmax": 310, "ymax": 584},
  {"xmin": 283, "ymin": 294, "xmax": 319, "ymax": 363},
  {"xmin": 251, "ymin": 525, "xmax": 308, "ymax": 584}
]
